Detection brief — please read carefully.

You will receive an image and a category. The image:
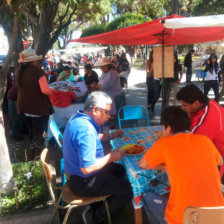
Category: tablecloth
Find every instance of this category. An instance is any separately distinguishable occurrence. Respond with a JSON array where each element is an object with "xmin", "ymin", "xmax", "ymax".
[{"xmin": 110, "ymin": 126, "xmax": 170, "ymax": 208}]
